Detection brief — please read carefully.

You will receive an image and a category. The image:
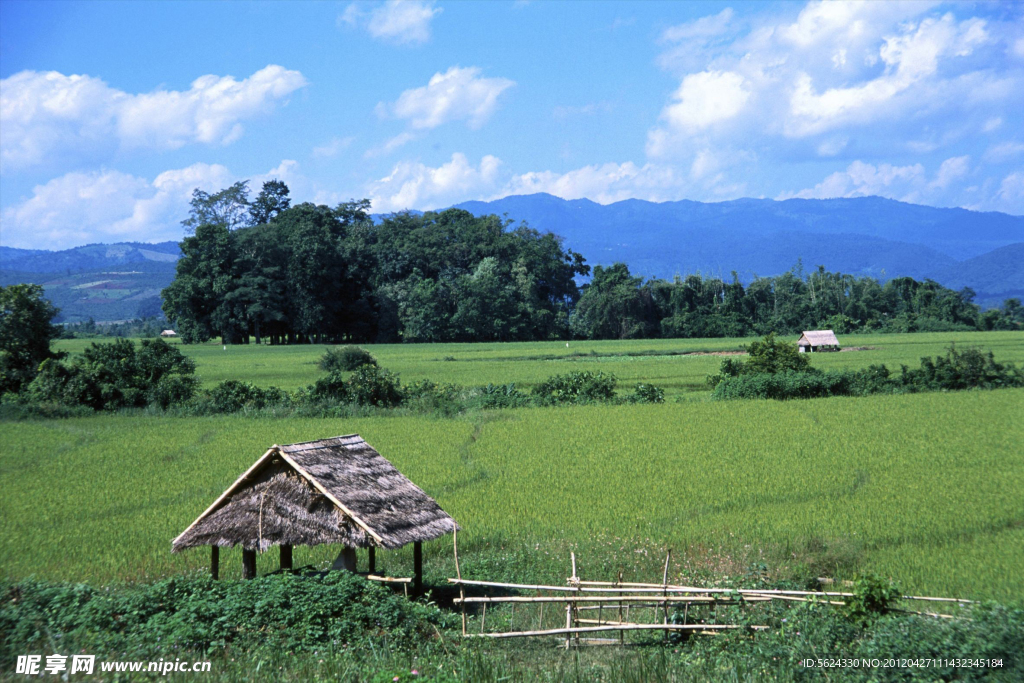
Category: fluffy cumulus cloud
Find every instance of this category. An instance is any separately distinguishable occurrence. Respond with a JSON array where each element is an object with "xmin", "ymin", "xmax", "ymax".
[
  {"xmin": 367, "ymin": 154, "xmax": 745, "ymax": 212},
  {"xmin": 382, "ymin": 66, "xmax": 514, "ymax": 130},
  {"xmin": 341, "ymin": 1, "xmax": 441, "ymax": 46},
  {"xmin": 0, "ymin": 66, "xmax": 306, "ymax": 170},
  {"xmin": 0, "ymin": 160, "xmax": 302, "ymax": 249},
  {"xmin": 367, "ymin": 153, "xmax": 503, "ymax": 212},
  {"xmin": 777, "ymin": 155, "xmax": 1023, "ymax": 211},
  {"xmin": 647, "ymin": 1, "xmax": 1024, "ymax": 212}
]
